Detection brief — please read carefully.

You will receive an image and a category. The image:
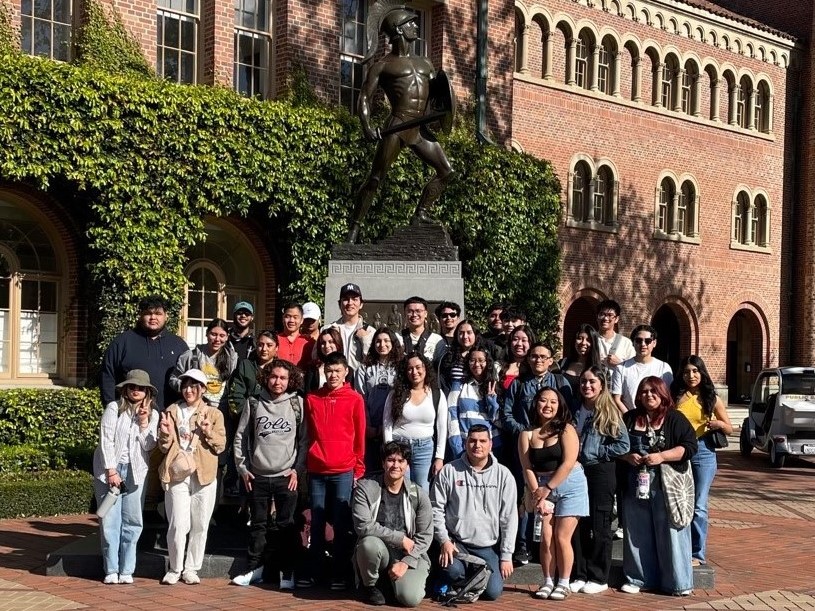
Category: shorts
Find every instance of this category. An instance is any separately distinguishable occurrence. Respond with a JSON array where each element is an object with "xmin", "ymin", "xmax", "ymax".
[{"xmin": 537, "ymin": 464, "xmax": 589, "ymax": 517}]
